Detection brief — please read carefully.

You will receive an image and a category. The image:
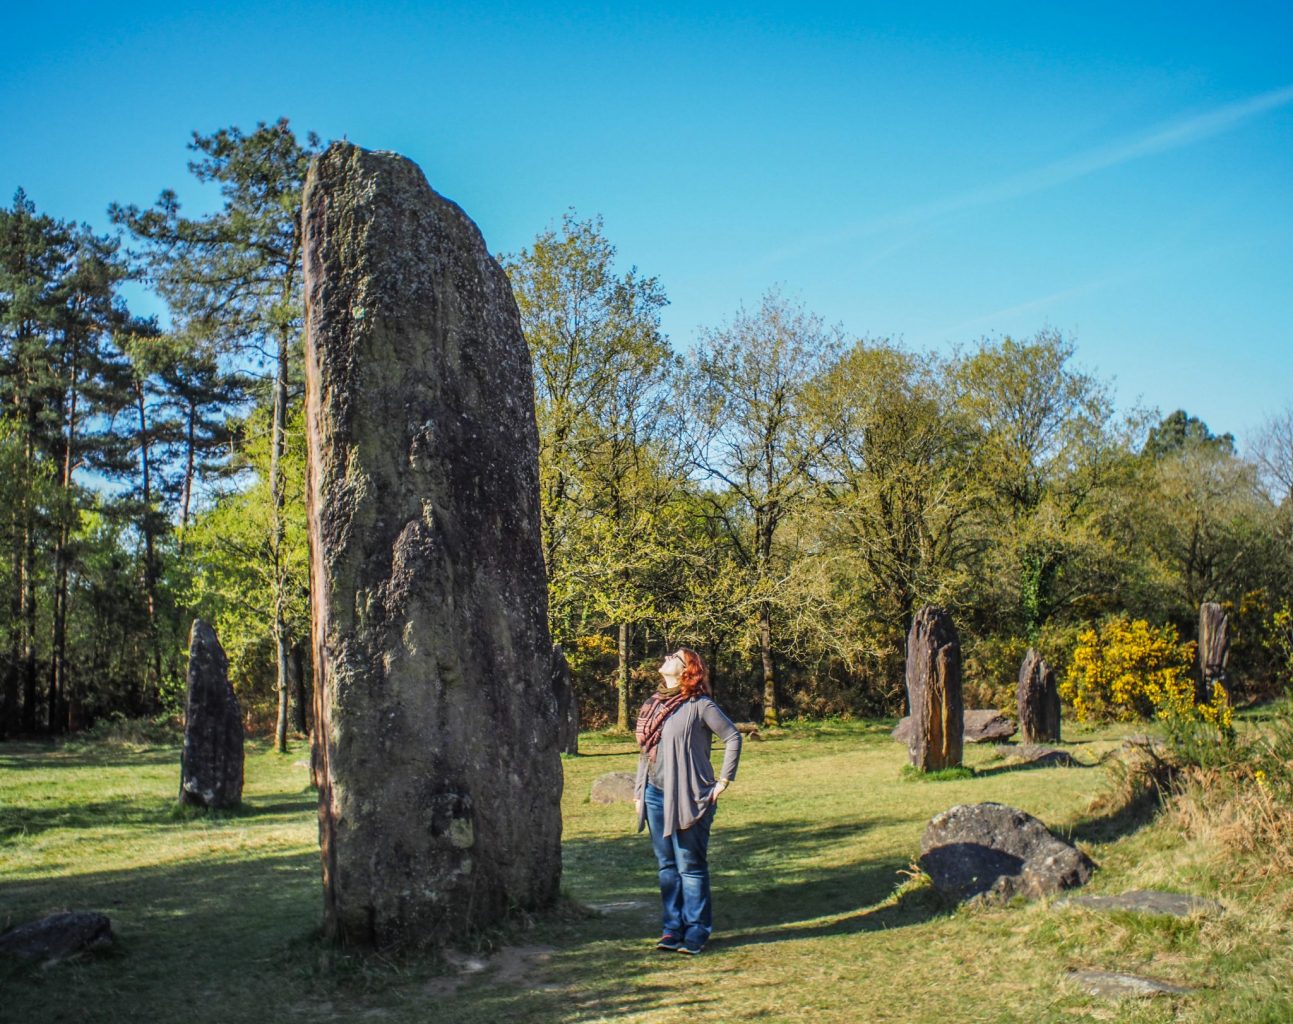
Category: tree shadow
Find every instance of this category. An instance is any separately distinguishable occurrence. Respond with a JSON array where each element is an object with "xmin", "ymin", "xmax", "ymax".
[
  {"xmin": 1, "ymin": 789, "xmax": 316, "ymax": 843},
  {"xmin": 0, "ymin": 743, "xmax": 180, "ymax": 772},
  {"xmin": 974, "ymin": 755, "xmax": 1094, "ymax": 777},
  {"xmin": 1065, "ymin": 784, "xmax": 1162, "ymax": 846}
]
